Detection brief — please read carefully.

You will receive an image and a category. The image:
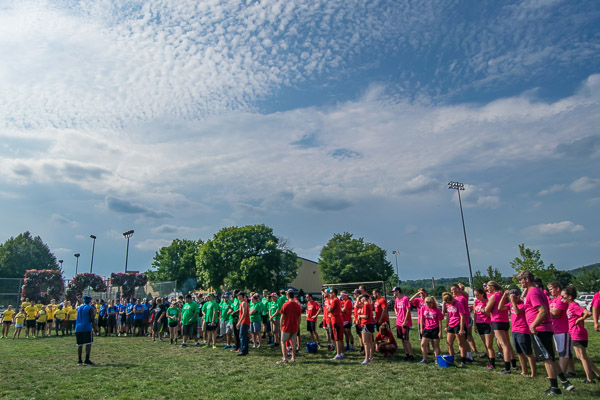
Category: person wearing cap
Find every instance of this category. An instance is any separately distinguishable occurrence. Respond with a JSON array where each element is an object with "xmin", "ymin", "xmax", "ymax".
[
  {"xmin": 268, "ymin": 293, "xmax": 281, "ymax": 347},
  {"xmin": 393, "ymin": 287, "xmax": 415, "ymax": 361},
  {"xmin": 75, "ymin": 296, "xmax": 97, "ymax": 365}
]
